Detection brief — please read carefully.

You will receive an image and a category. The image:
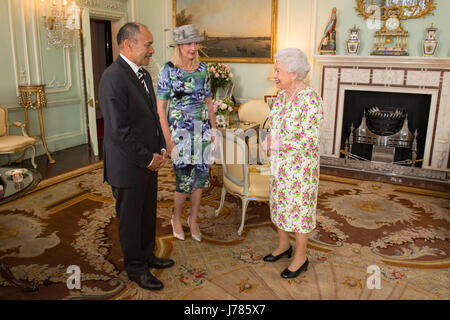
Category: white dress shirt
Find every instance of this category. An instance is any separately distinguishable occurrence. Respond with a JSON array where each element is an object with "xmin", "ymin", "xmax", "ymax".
[{"xmin": 120, "ymin": 53, "xmax": 149, "ymax": 93}]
